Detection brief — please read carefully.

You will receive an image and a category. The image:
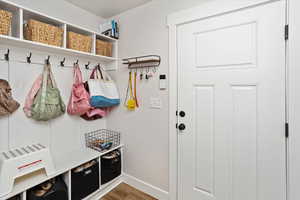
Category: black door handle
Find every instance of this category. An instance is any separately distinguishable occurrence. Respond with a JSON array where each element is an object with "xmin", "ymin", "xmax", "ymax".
[
  {"xmin": 178, "ymin": 123, "xmax": 186, "ymax": 131},
  {"xmin": 179, "ymin": 111, "xmax": 186, "ymax": 117}
]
